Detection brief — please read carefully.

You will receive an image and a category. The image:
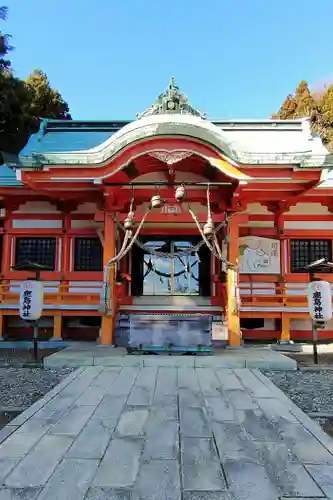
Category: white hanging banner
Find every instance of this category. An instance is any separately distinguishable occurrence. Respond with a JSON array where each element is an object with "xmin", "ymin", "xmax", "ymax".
[
  {"xmin": 307, "ymin": 280, "xmax": 332, "ymax": 322},
  {"xmin": 19, "ymin": 280, "xmax": 44, "ymax": 321}
]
